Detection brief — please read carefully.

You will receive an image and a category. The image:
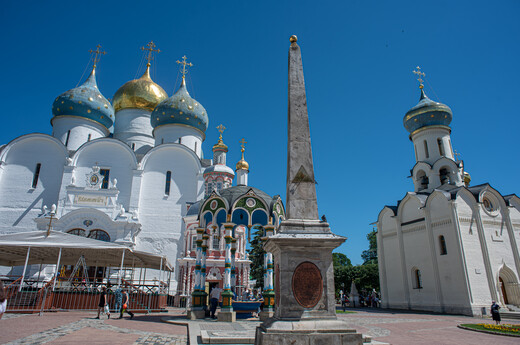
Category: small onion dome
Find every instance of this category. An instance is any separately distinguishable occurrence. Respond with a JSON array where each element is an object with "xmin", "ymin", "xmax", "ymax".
[
  {"xmin": 403, "ymin": 88, "xmax": 452, "ymax": 134},
  {"xmin": 213, "ymin": 136, "xmax": 228, "ymax": 152},
  {"xmin": 236, "ymin": 157, "xmax": 249, "ymax": 171},
  {"xmin": 52, "ymin": 68, "xmax": 114, "ymax": 129},
  {"xmin": 203, "ymin": 164, "xmax": 235, "ymax": 176},
  {"xmin": 463, "ymin": 171, "xmax": 471, "ymax": 187},
  {"xmin": 112, "ymin": 64, "xmax": 167, "ymax": 112},
  {"xmin": 151, "ymin": 79, "xmax": 208, "ymax": 133}
]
